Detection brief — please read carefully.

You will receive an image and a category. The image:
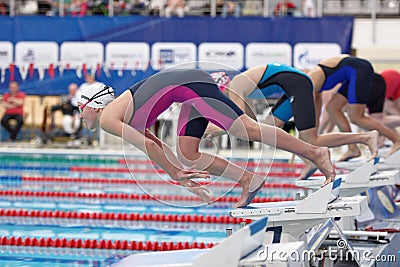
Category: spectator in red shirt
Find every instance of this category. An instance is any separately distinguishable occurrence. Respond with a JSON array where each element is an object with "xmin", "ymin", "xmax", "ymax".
[
  {"xmin": 274, "ymin": 0, "xmax": 296, "ymax": 16},
  {"xmin": 1, "ymin": 81, "xmax": 26, "ymax": 141}
]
